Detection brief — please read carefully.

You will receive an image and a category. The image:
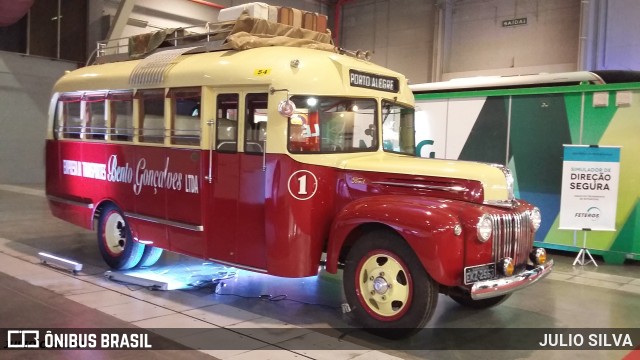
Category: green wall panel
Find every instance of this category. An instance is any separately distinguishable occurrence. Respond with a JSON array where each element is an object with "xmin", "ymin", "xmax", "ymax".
[
  {"xmin": 563, "ymin": 92, "xmax": 583, "ymax": 144},
  {"xmin": 458, "ymin": 96, "xmax": 509, "ymax": 164},
  {"xmin": 509, "ymin": 94, "xmax": 572, "ymax": 194},
  {"xmin": 582, "ymin": 92, "xmax": 618, "ymax": 145}
]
